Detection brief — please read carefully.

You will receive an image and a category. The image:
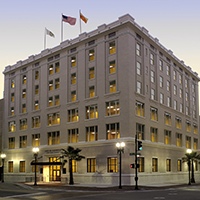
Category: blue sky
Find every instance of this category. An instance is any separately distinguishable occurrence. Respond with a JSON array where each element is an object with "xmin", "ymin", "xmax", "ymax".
[{"xmin": 0, "ymin": 0, "xmax": 200, "ymax": 99}]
